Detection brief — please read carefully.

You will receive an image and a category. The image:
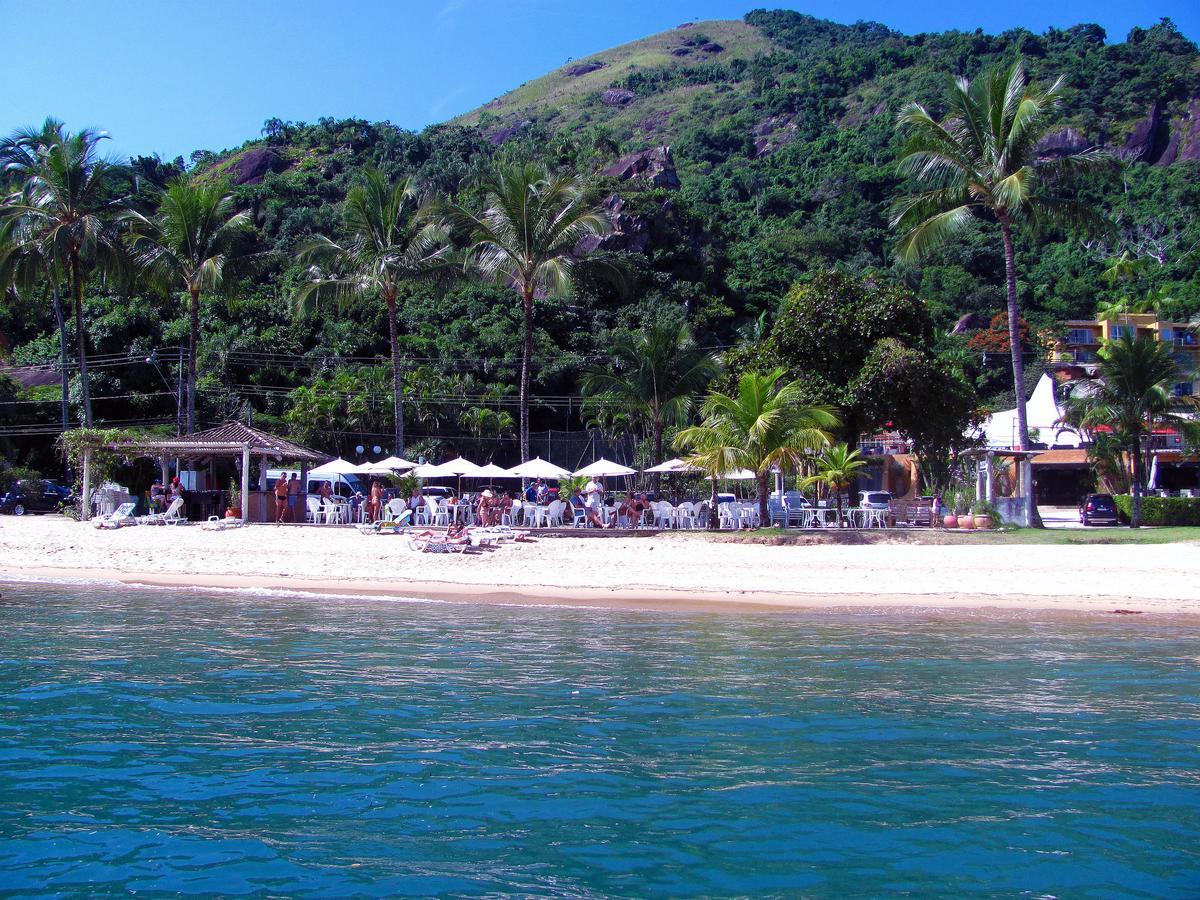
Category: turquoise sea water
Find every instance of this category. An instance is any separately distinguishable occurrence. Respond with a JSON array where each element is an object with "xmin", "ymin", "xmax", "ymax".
[{"xmin": 0, "ymin": 582, "xmax": 1197, "ymax": 897}]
